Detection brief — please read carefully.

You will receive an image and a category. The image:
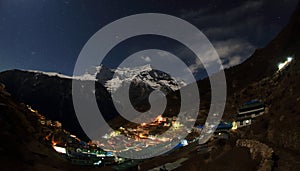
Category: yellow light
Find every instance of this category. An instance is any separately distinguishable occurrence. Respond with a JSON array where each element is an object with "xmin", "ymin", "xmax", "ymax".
[
  {"xmin": 138, "ymin": 133, "xmax": 148, "ymax": 139},
  {"xmin": 27, "ymin": 105, "xmax": 37, "ymax": 113},
  {"xmin": 231, "ymin": 121, "xmax": 238, "ymax": 130},
  {"xmin": 53, "ymin": 146, "xmax": 67, "ymax": 154},
  {"xmin": 155, "ymin": 115, "xmax": 164, "ymax": 123},
  {"xmin": 173, "ymin": 121, "xmax": 182, "ymax": 129}
]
